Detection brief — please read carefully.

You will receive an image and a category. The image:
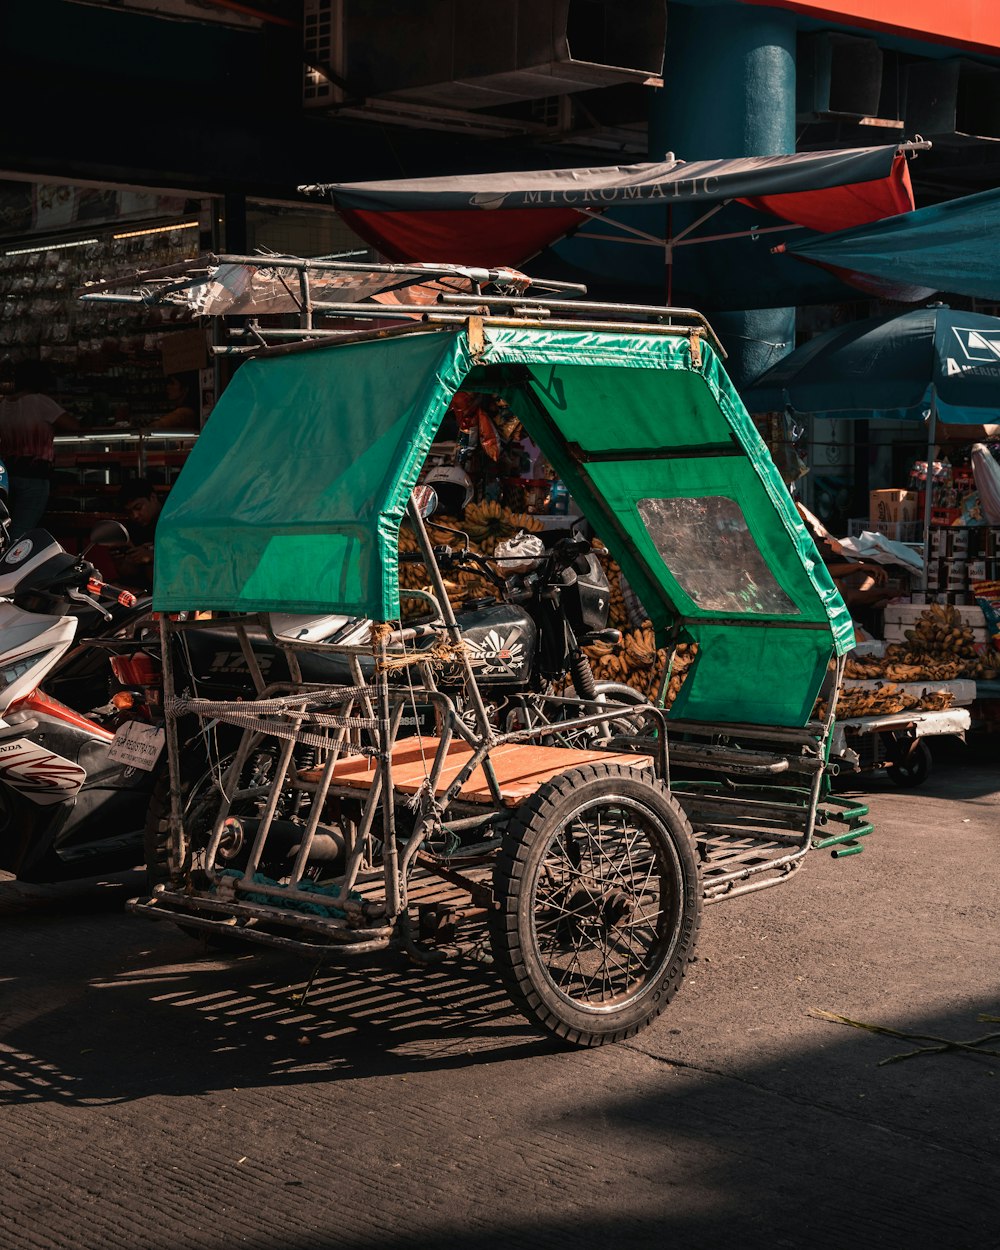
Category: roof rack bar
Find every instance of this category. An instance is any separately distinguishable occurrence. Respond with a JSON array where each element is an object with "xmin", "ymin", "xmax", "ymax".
[
  {"xmin": 224, "ymin": 314, "xmax": 720, "ymax": 355},
  {"xmin": 439, "ymin": 291, "xmax": 714, "ymax": 325},
  {"xmin": 211, "ymin": 254, "xmax": 587, "ymax": 292}
]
